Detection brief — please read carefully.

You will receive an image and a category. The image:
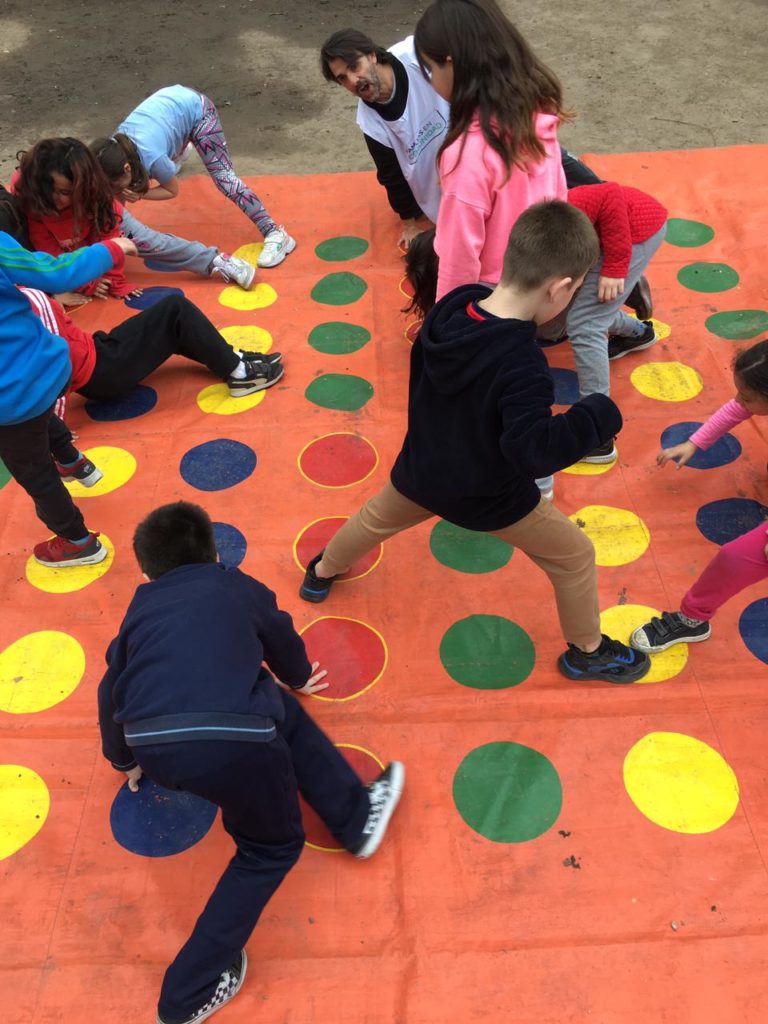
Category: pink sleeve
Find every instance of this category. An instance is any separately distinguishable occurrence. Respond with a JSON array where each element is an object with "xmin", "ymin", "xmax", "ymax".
[
  {"xmin": 434, "ymin": 193, "xmax": 487, "ymax": 299},
  {"xmin": 689, "ymin": 399, "xmax": 752, "ymax": 449}
]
